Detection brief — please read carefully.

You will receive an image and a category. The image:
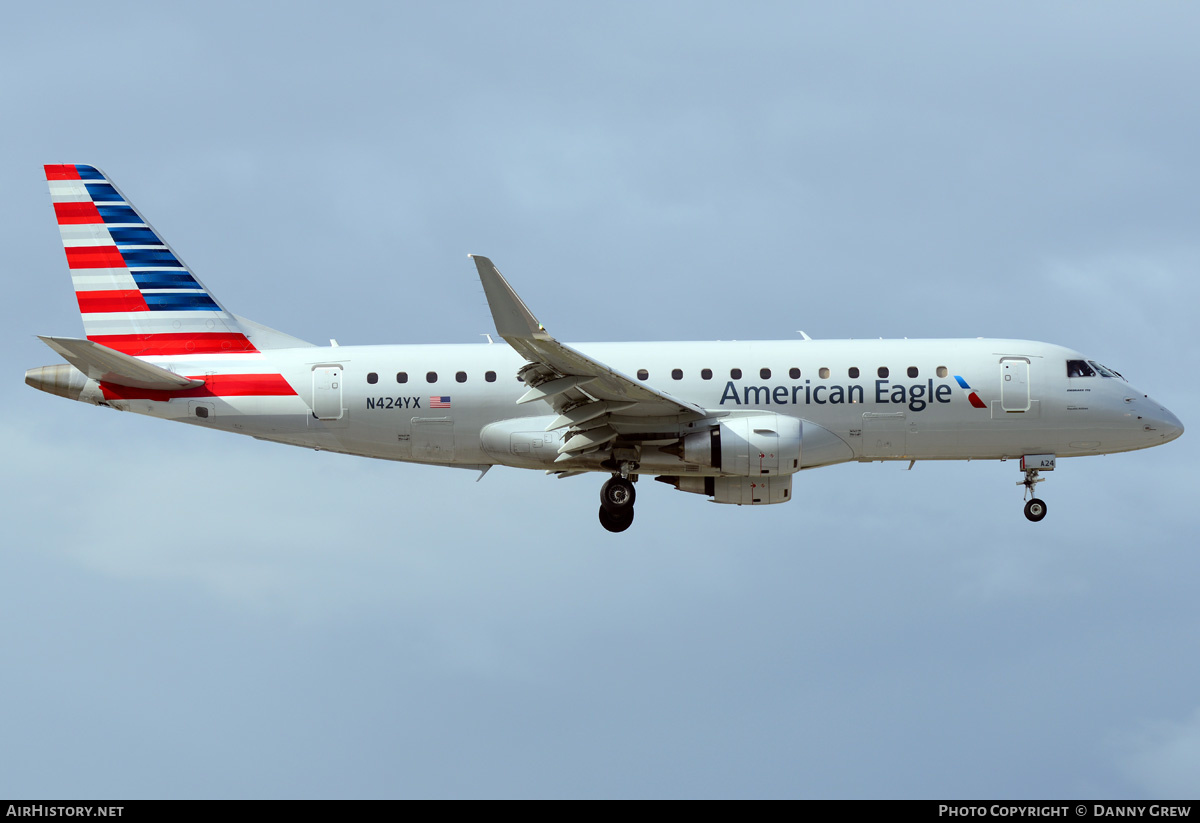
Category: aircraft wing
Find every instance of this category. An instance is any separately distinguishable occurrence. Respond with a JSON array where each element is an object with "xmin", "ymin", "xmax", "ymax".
[
  {"xmin": 39, "ymin": 336, "xmax": 203, "ymax": 390},
  {"xmin": 471, "ymin": 256, "xmax": 705, "ymax": 456}
]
